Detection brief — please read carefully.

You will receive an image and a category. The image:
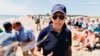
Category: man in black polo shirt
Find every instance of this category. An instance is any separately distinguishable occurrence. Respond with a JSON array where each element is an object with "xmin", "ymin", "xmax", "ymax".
[{"xmin": 34, "ymin": 4, "xmax": 72, "ymax": 56}]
